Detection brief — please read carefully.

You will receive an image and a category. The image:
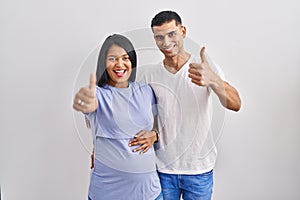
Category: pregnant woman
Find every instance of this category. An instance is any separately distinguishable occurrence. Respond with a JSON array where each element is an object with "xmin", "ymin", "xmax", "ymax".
[{"xmin": 73, "ymin": 34, "xmax": 162, "ymax": 200}]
